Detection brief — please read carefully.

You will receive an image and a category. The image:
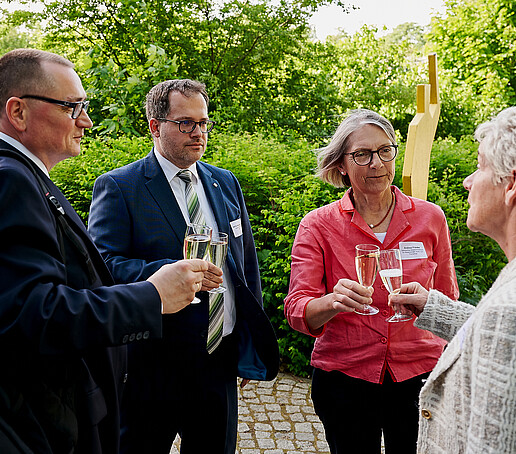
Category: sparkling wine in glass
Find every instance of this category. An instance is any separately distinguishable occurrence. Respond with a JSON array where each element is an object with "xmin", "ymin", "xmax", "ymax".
[
  {"xmin": 354, "ymin": 244, "xmax": 380, "ymax": 316},
  {"xmin": 183, "ymin": 223, "xmax": 212, "ymax": 304},
  {"xmin": 208, "ymin": 232, "xmax": 228, "ymax": 294},
  {"xmin": 378, "ymin": 248, "xmax": 412, "ymax": 322}
]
